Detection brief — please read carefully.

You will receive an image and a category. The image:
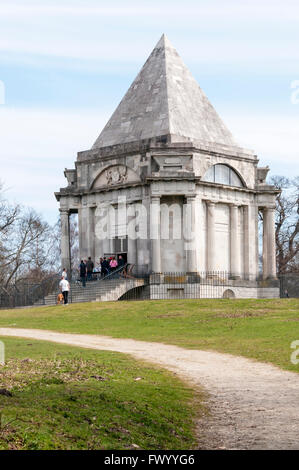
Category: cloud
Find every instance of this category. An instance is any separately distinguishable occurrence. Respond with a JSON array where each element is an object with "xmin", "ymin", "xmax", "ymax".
[
  {"xmin": 225, "ymin": 113, "xmax": 299, "ymax": 175},
  {"xmin": 0, "ymin": 107, "xmax": 105, "ymax": 159},
  {"xmin": 2, "ymin": 1, "xmax": 299, "ymax": 22},
  {"xmin": 0, "ymin": 1, "xmax": 299, "ymax": 67},
  {"xmin": 0, "ymin": 107, "xmax": 108, "ymax": 223}
]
